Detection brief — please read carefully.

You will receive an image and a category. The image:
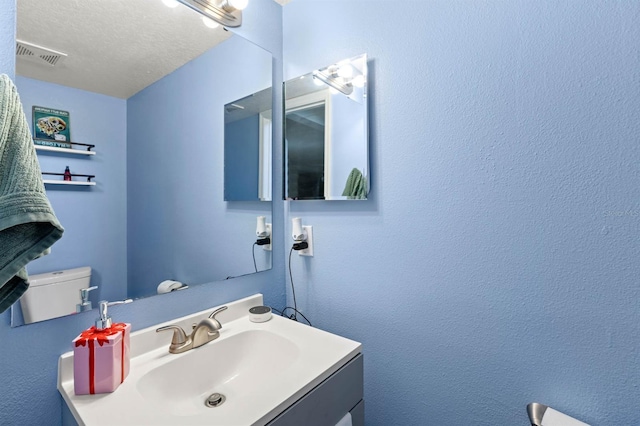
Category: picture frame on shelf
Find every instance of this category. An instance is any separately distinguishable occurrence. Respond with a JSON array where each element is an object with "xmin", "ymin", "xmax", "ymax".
[{"xmin": 32, "ymin": 106, "xmax": 72, "ymax": 149}]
